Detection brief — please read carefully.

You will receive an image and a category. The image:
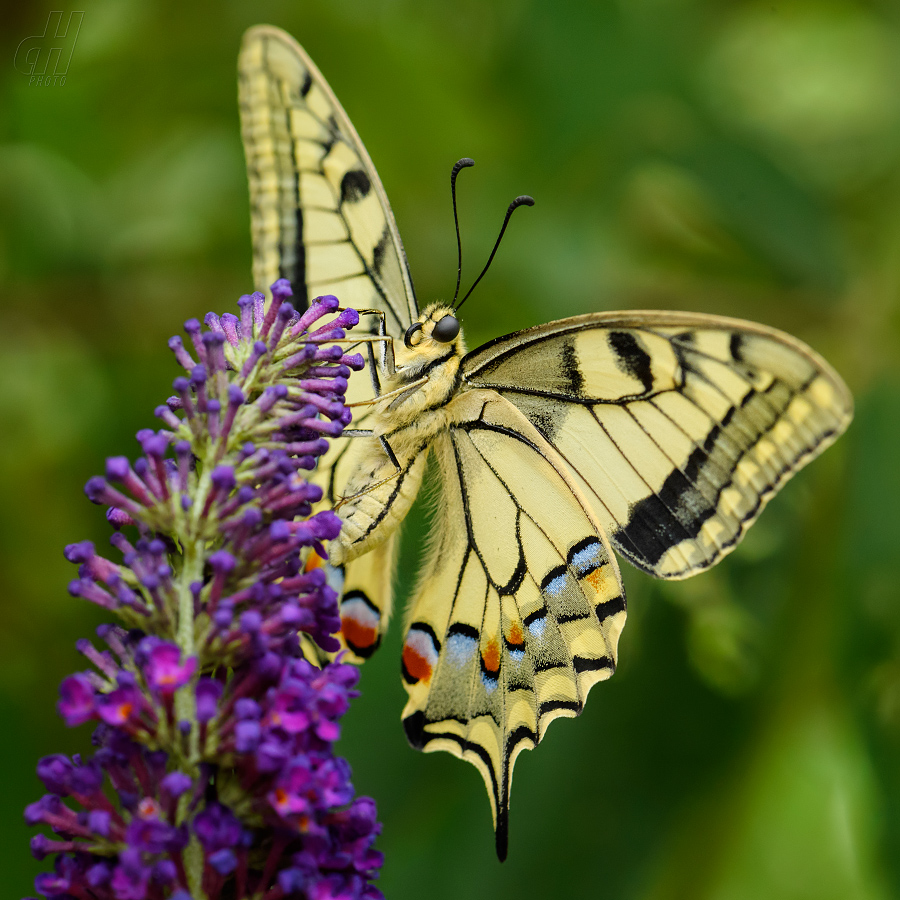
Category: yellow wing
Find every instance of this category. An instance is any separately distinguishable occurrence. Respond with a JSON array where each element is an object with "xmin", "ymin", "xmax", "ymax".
[
  {"xmin": 238, "ymin": 25, "xmax": 416, "ymax": 326},
  {"xmin": 462, "ymin": 311, "xmax": 853, "ymax": 579},
  {"xmin": 239, "ymin": 25, "xmax": 415, "ymax": 654},
  {"xmin": 400, "ymin": 390, "xmax": 626, "ymax": 860}
]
